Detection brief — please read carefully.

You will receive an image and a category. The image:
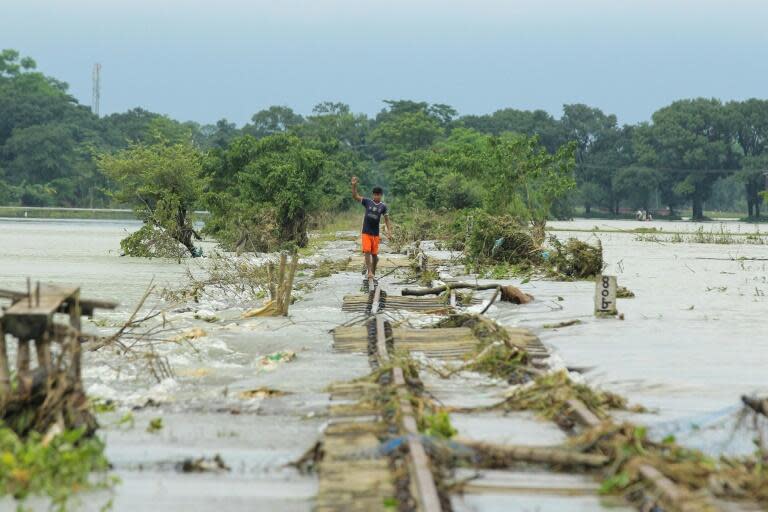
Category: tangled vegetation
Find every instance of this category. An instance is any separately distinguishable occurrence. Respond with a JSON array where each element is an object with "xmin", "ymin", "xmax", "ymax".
[
  {"xmin": 118, "ymin": 224, "xmax": 189, "ymax": 259},
  {"xmin": 449, "ymin": 211, "xmax": 544, "ymax": 266},
  {"xmin": 435, "ymin": 314, "xmax": 512, "ymax": 346},
  {"xmin": 547, "ymin": 236, "xmax": 605, "ymax": 279},
  {"xmin": 161, "ymin": 252, "xmax": 270, "ymax": 304},
  {"xmin": 499, "ymin": 370, "xmax": 643, "ymax": 420},
  {"xmin": 572, "ymin": 421, "xmax": 768, "ymax": 509},
  {"xmin": 0, "ymin": 426, "xmax": 113, "ymax": 509}
]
